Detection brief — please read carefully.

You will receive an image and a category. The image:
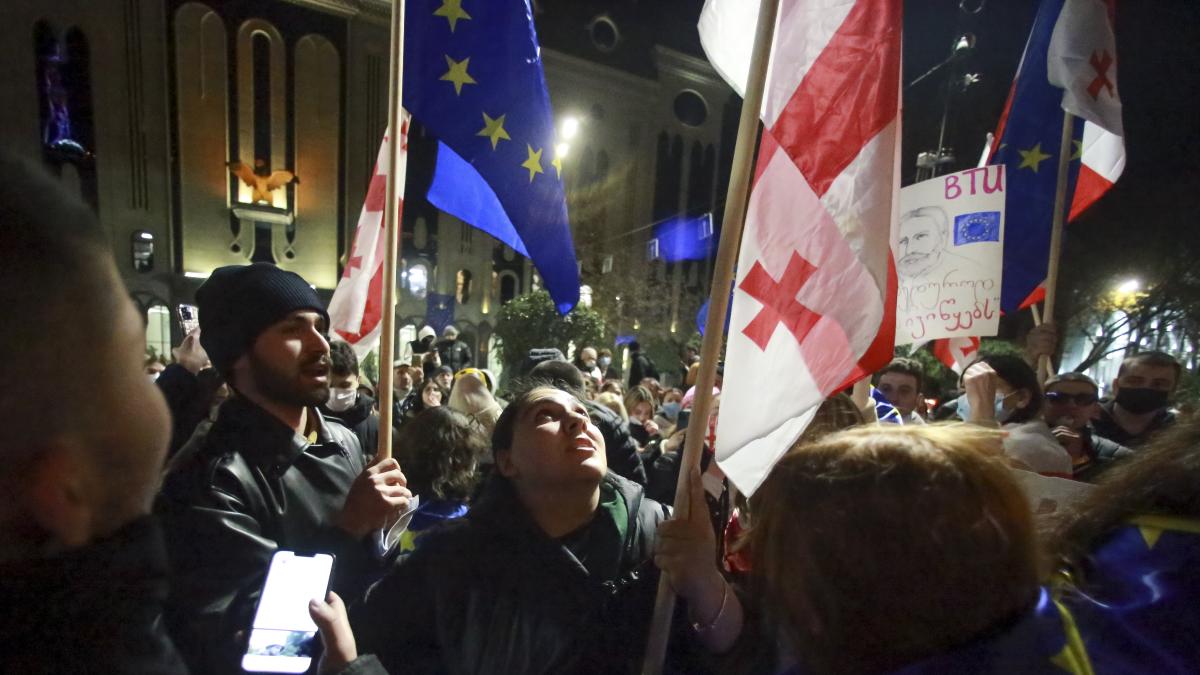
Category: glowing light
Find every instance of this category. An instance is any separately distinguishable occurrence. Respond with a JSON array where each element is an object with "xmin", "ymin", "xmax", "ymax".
[
  {"xmin": 555, "ymin": 143, "xmax": 570, "ymax": 159},
  {"xmin": 561, "ymin": 116, "xmax": 580, "ymax": 140},
  {"xmin": 1116, "ymin": 279, "xmax": 1140, "ymax": 294}
]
